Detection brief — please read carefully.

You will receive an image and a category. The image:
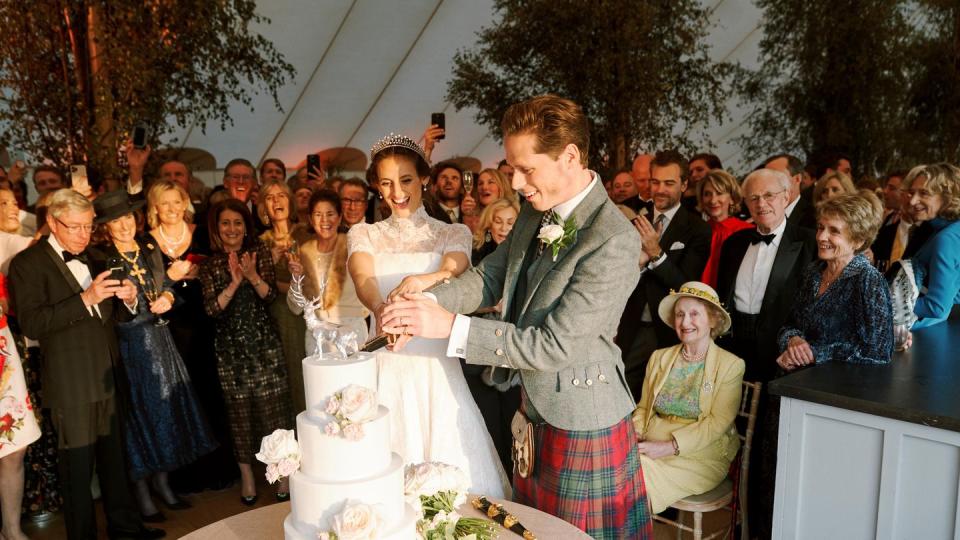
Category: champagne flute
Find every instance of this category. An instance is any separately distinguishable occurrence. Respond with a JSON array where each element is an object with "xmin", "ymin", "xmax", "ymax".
[
  {"xmin": 463, "ymin": 171, "xmax": 474, "ymax": 195},
  {"xmin": 145, "ymin": 279, "xmax": 169, "ymax": 327}
]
